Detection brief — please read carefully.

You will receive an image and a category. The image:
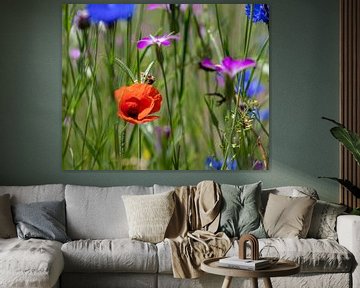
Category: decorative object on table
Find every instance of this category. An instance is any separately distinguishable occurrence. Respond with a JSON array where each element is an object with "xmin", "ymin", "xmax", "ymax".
[
  {"xmin": 238, "ymin": 233, "xmax": 259, "ymax": 260},
  {"xmin": 259, "ymin": 245, "xmax": 280, "ymax": 265},
  {"xmin": 319, "ymin": 117, "xmax": 360, "ymax": 211},
  {"xmin": 215, "ymin": 233, "xmax": 272, "ymax": 271},
  {"xmin": 218, "ymin": 257, "xmax": 271, "ymax": 270},
  {"xmin": 201, "ymin": 257, "xmax": 300, "ymax": 288},
  {"xmin": 62, "ymin": 4, "xmax": 269, "ymax": 170}
]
